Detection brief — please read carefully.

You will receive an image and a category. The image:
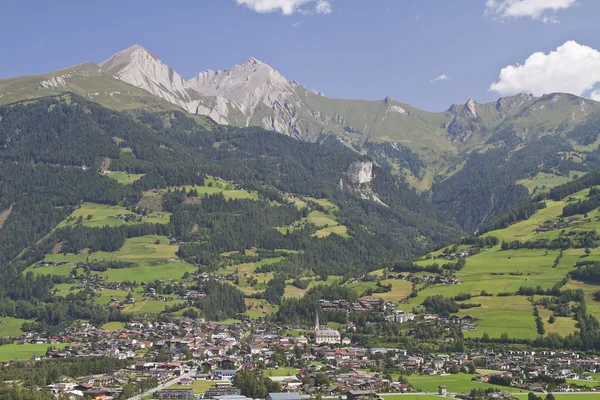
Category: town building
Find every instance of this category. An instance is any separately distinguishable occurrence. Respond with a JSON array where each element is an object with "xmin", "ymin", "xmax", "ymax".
[{"xmin": 314, "ymin": 313, "xmax": 341, "ymax": 345}]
